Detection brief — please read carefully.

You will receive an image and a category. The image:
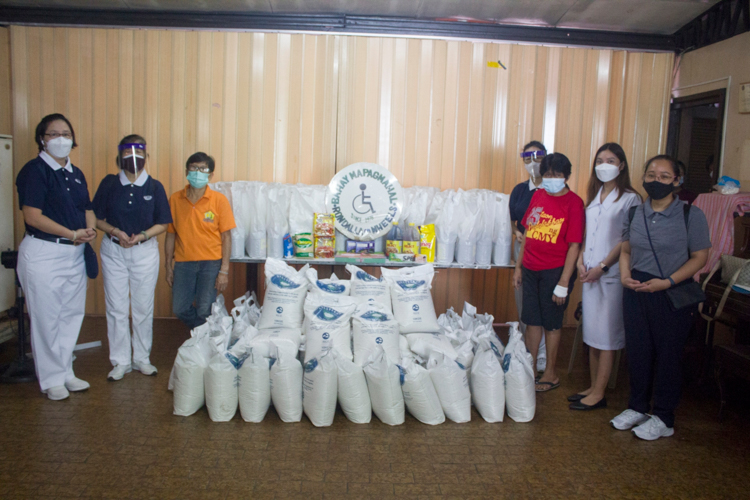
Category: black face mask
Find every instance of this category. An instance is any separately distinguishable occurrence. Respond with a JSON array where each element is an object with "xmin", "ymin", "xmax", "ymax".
[
  {"xmin": 642, "ymin": 180, "xmax": 675, "ymax": 200},
  {"xmin": 121, "ymin": 156, "xmax": 146, "ymax": 174}
]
